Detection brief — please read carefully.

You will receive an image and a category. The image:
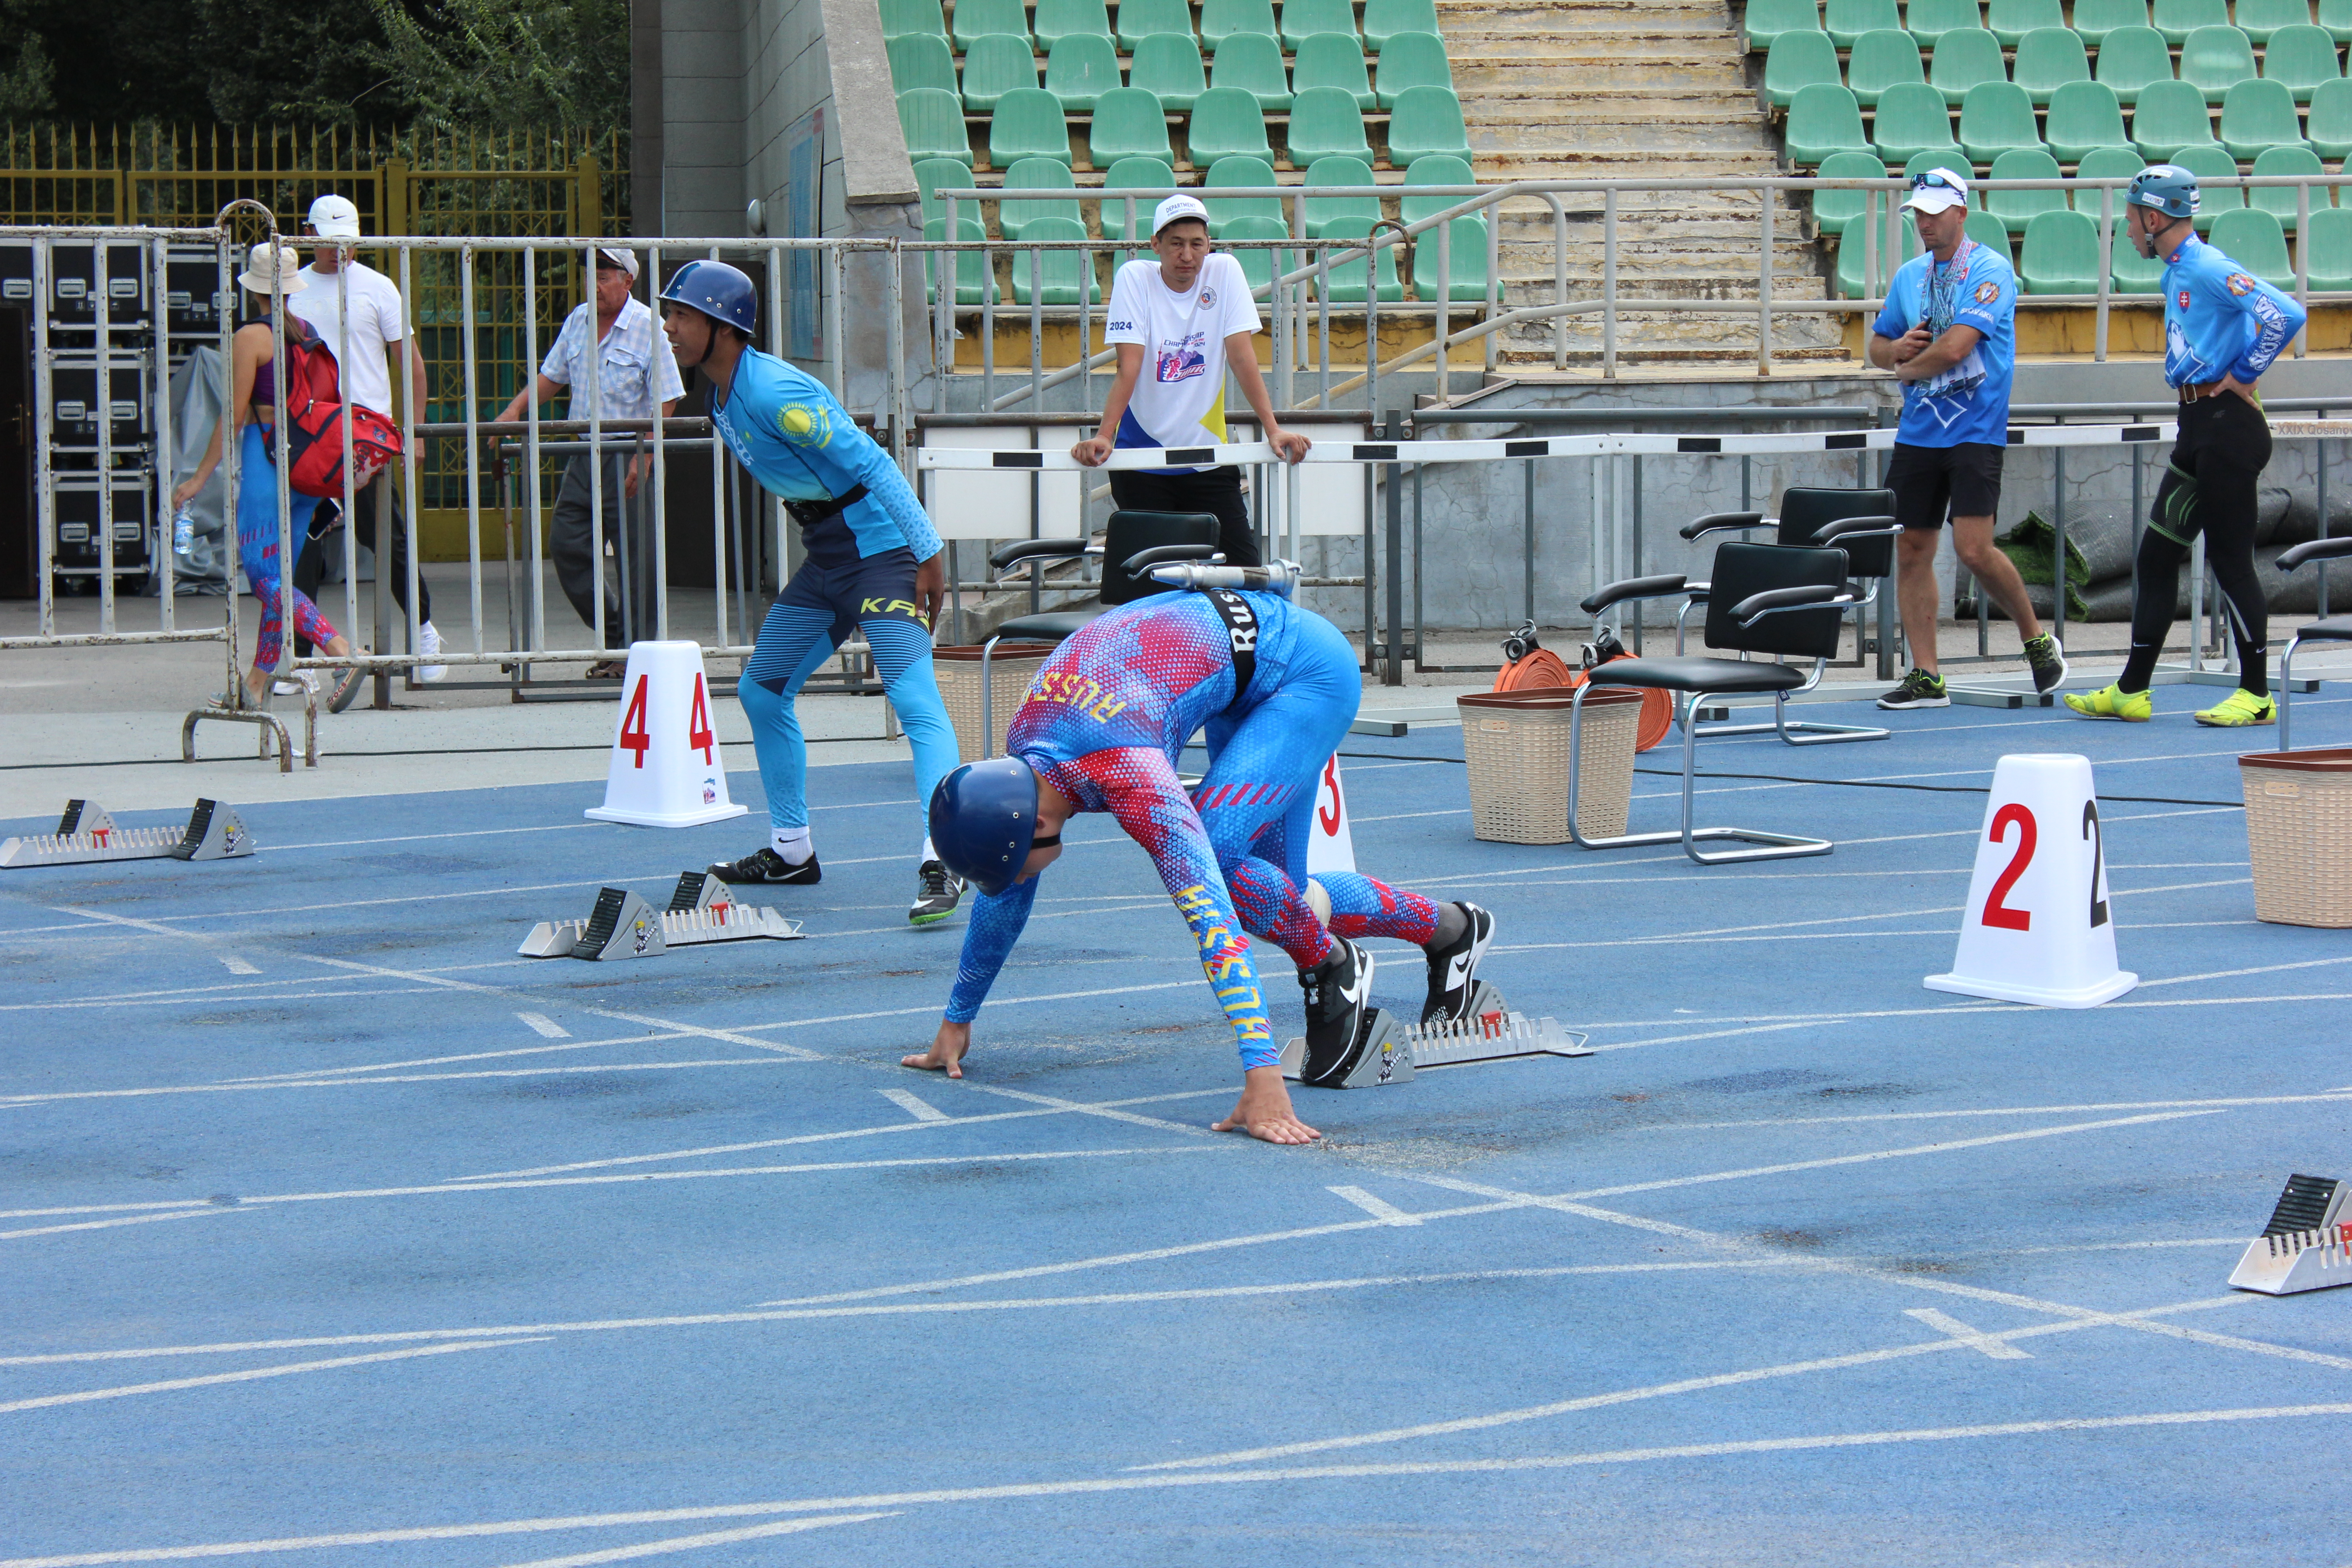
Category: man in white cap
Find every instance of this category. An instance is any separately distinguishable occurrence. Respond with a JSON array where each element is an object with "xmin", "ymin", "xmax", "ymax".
[
  {"xmin": 1073, "ymin": 193, "xmax": 1309, "ymax": 563},
  {"xmin": 286, "ymin": 192, "xmax": 445, "ymax": 681},
  {"xmin": 491, "ymin": 246, "xmax": 684, "ymax": 676},
  {"xmin": 1866, "ymin": 167, "xmax": 2063, "ymax": 711}
]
